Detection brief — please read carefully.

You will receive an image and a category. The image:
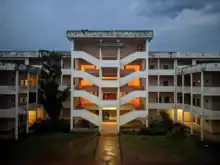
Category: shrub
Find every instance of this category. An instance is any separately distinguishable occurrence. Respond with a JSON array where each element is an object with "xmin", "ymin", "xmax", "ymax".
[
  {"xmin": 166, "ymin": 123, "xmax": 188, "ymax": 140},
  {"xmin": 159, "ymin": 111, "xmax": 173, "ymax": 131}
]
